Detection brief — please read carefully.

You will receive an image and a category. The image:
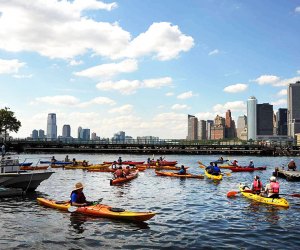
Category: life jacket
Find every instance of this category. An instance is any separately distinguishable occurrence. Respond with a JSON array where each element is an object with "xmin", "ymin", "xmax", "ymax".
[
  {"xmin": 212, "ymin": 166, "xmax": 220, "ymax": 174},
  {"xmin": 178, "ymin": 168, "xmax": 186, "ymax": 175},
  {"xmin": 70, "ymin": 190, "xmax": 86, "ymax": 204},
  {"xmin": 270, "ymin": 182, "xmax": 280, "ymax": 193},
  {"xmin": 252, "ymin": 180, "xmax": 262, "ymax": 191},
  {"xmin": 288, "ymin": 162, "xmax": 296, "ymax": 168}
]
